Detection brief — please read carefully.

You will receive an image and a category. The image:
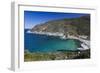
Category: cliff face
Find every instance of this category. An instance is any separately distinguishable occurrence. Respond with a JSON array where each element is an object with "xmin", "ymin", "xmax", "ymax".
[{"xmin": 30, "ymin": 15, "xmax": 90, "ymax": 36}]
